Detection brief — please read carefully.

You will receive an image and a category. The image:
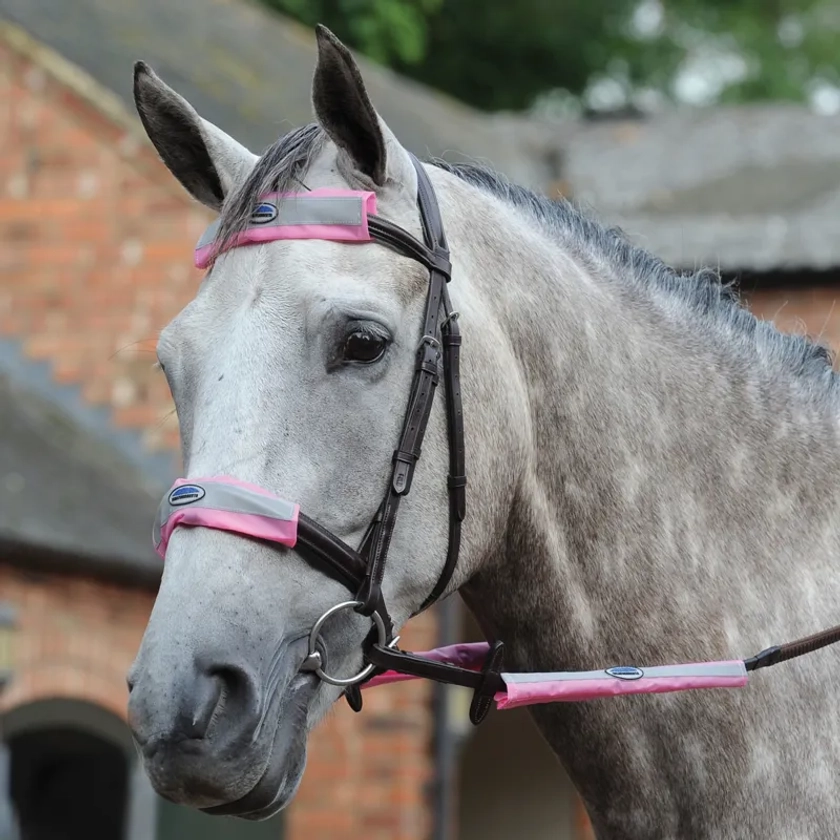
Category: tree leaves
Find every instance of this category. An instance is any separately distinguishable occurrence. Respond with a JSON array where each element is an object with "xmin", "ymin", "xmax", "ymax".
[
  {"xmin": 260, "ymin": 0, "xmax": 840, "ymax": 113},
  {"xmin": 264, "ymin": 0, "xmax": 442, "ymax": 65}
]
